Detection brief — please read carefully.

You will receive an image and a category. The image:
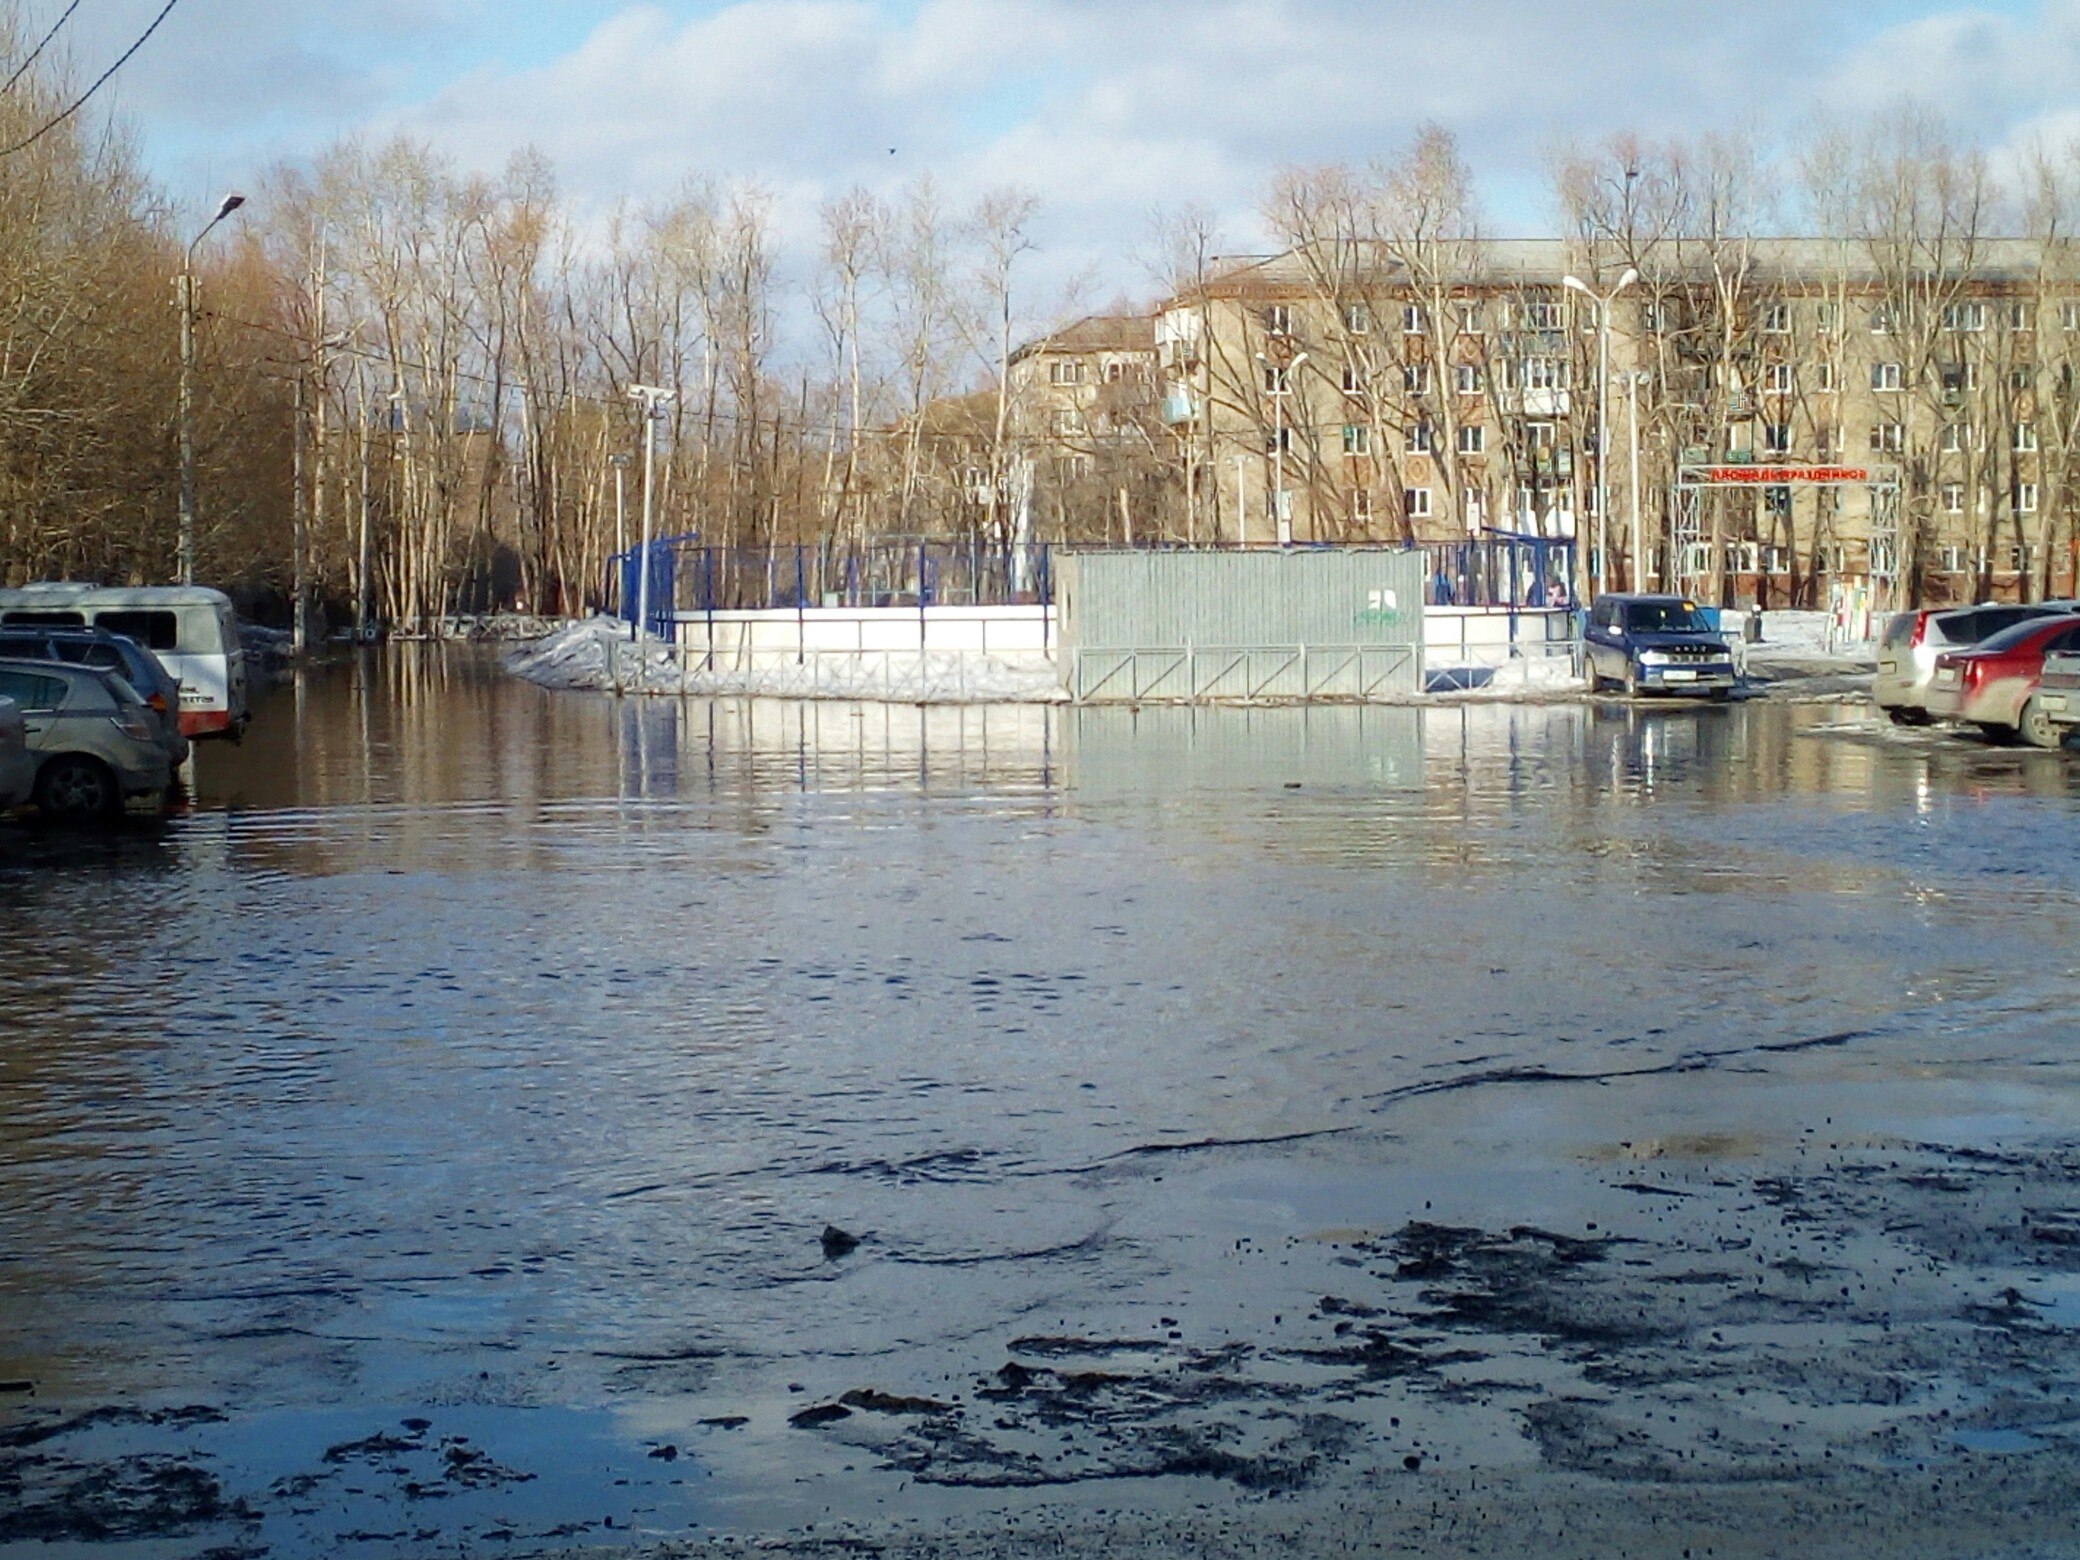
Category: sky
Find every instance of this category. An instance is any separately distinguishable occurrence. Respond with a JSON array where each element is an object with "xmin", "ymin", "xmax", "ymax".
[{"xmin": 28, "ymin": 0, "xmax": 2080, "ymax": 310}]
